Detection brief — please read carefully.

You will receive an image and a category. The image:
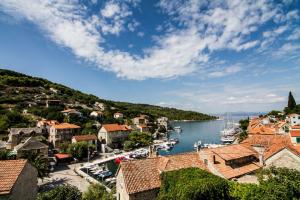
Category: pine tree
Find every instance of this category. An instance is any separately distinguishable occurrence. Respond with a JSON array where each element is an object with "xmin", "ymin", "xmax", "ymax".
[{"xmin": 288, "ymin": 91, "xmax": 296, "ymax": 109}]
